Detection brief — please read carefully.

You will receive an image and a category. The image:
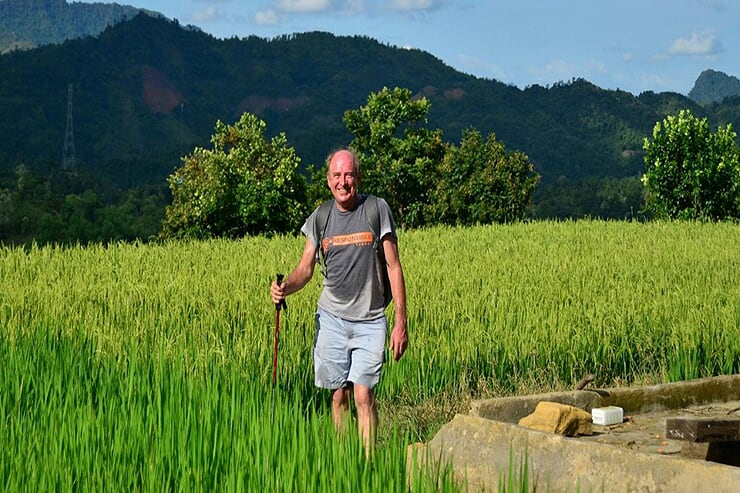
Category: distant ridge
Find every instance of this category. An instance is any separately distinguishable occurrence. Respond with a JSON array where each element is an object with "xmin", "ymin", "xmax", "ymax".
[
  {"xmin": 0, "ymin": 0, "xmax": 163, "ymax": 53},
  {"xmin": 688, "ymin": 69, "xmax": 740, "ymax": 105}
]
